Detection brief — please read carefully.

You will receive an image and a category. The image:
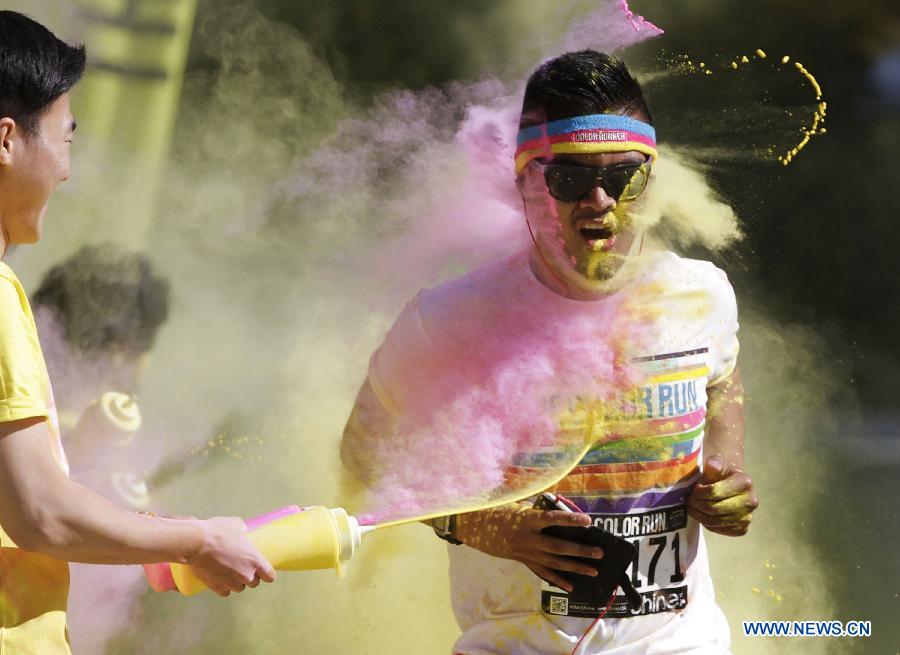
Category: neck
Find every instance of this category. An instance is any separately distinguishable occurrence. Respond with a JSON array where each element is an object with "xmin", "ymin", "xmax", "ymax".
[{"xmin": 0, "ymin": 204, "xmax": 9, "ymax": 259}]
